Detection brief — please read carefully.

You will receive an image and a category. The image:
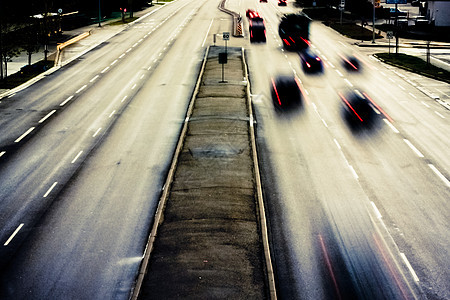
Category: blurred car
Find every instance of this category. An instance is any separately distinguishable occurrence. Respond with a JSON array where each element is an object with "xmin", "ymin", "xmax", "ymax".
[
  {"xmin": 271, "ymin": 75, "xmax": 302, "ymax": 109},
  {"xmin": 342, "ymin": 55, "xmax": 361, "ymax": 71},
  {"xmin": 299, "ymin": 48, "xmax": 323, "ymax": 73},
  {"xmin": 278, "ymin": 0, "xmax": 287, "ymax": 6},
  {"xmin": 339, "ymin": 90, "xmax": 377, "ymax": 126},
  {"xmin": 260, "ymin": 0, "xmax": 267, "ymax": 2},
  {"xmin": 389, "ymin": 8, "xmax": 407, "ymax": 17}
]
